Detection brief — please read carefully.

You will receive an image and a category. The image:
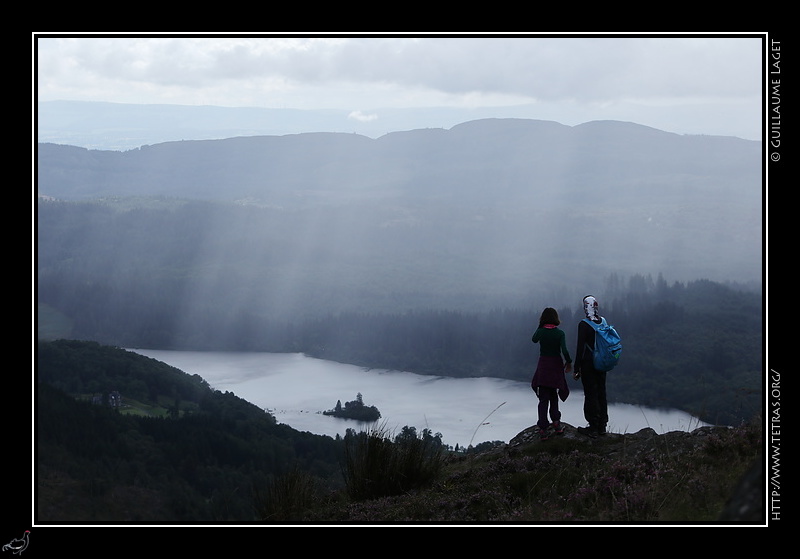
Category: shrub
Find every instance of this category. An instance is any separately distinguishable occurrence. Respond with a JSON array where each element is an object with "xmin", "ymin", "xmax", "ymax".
[
  {"xmin": 342, "ymin": 423, "xmax": 444, "ymax": 501},
  {"xmin": 253, "ymin": 466, "xmax": 320, "ymax": 521}
]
